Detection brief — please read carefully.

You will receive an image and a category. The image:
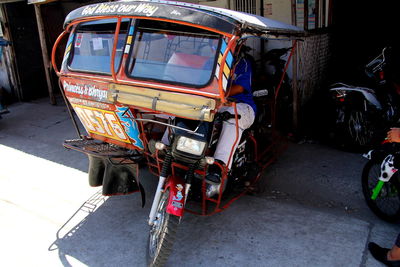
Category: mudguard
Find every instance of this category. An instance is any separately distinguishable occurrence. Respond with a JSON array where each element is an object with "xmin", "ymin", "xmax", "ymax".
[
  {"xmin": 329, "ymin": 83, "xmax": 382, "ymax": 109},
  {"xmin": 165, "ymin": 175, "xmax": 186, "ymax": 217},
  {"xmin": 87, "ymin": 155, "xmax": 146, "ymax": 207},
  {"xmin": 363, "ymin": 143, "xmax": 400, "ymax": 162}
]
